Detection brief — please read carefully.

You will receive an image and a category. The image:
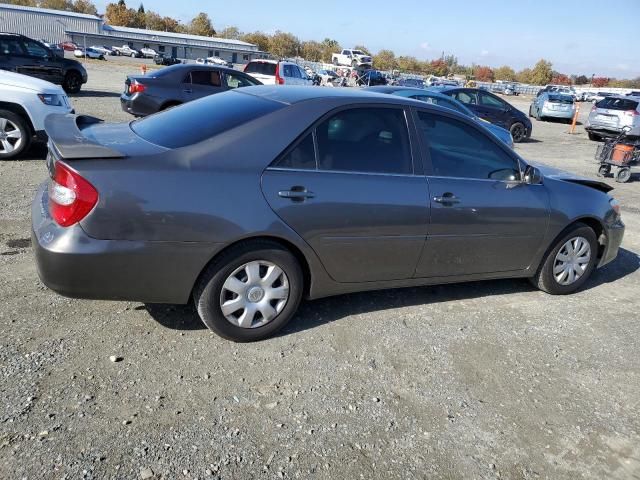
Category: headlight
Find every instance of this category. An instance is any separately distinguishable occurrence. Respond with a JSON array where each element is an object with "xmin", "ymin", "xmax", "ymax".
[{"xmin": 37, "ymin": 94, "xmax": 64, "ymax": 107}]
